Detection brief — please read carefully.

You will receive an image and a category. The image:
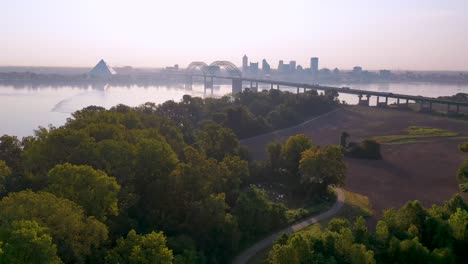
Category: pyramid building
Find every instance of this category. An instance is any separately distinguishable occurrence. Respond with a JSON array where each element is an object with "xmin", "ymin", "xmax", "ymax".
[{"xmin": 89, "ymin": 59, "xmax": 116, "ymax": 78}]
